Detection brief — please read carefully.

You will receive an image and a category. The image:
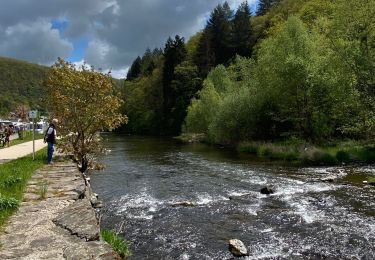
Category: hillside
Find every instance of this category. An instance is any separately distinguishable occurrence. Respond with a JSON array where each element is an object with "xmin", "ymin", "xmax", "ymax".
[
  {"xmin": 0, "ymin": 57, "xmax": 48, "ymax": 116},
  {"xmin": 0, "ymin": 57, "xmax": 125, "ymax": 117}
]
